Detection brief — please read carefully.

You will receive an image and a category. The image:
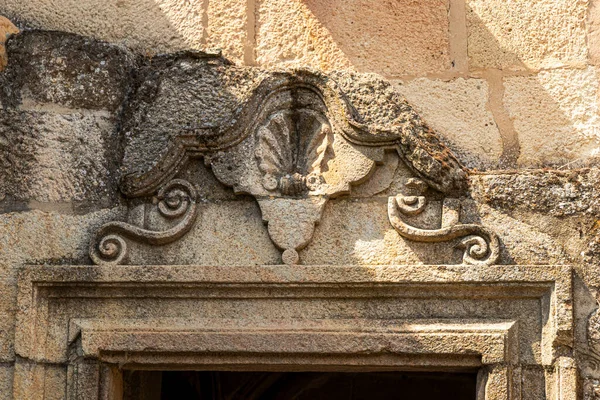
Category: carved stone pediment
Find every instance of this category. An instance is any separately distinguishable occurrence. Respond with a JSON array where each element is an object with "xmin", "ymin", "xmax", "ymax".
[{"xmin": 90, "ymin": 67, "xmax": 499, "ymax": 266}]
